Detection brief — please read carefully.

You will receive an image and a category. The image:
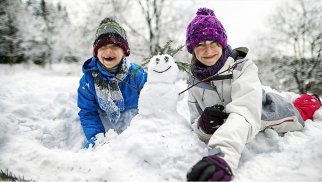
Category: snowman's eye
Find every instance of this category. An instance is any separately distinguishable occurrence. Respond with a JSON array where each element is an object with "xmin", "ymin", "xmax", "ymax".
[
  {"xmin": 156, "ymin": 58, "xmax": 160, "ymax": 64},
  {"xmin": 164, "ymin": 56, "xmax": 169, "ymax": 62}
]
